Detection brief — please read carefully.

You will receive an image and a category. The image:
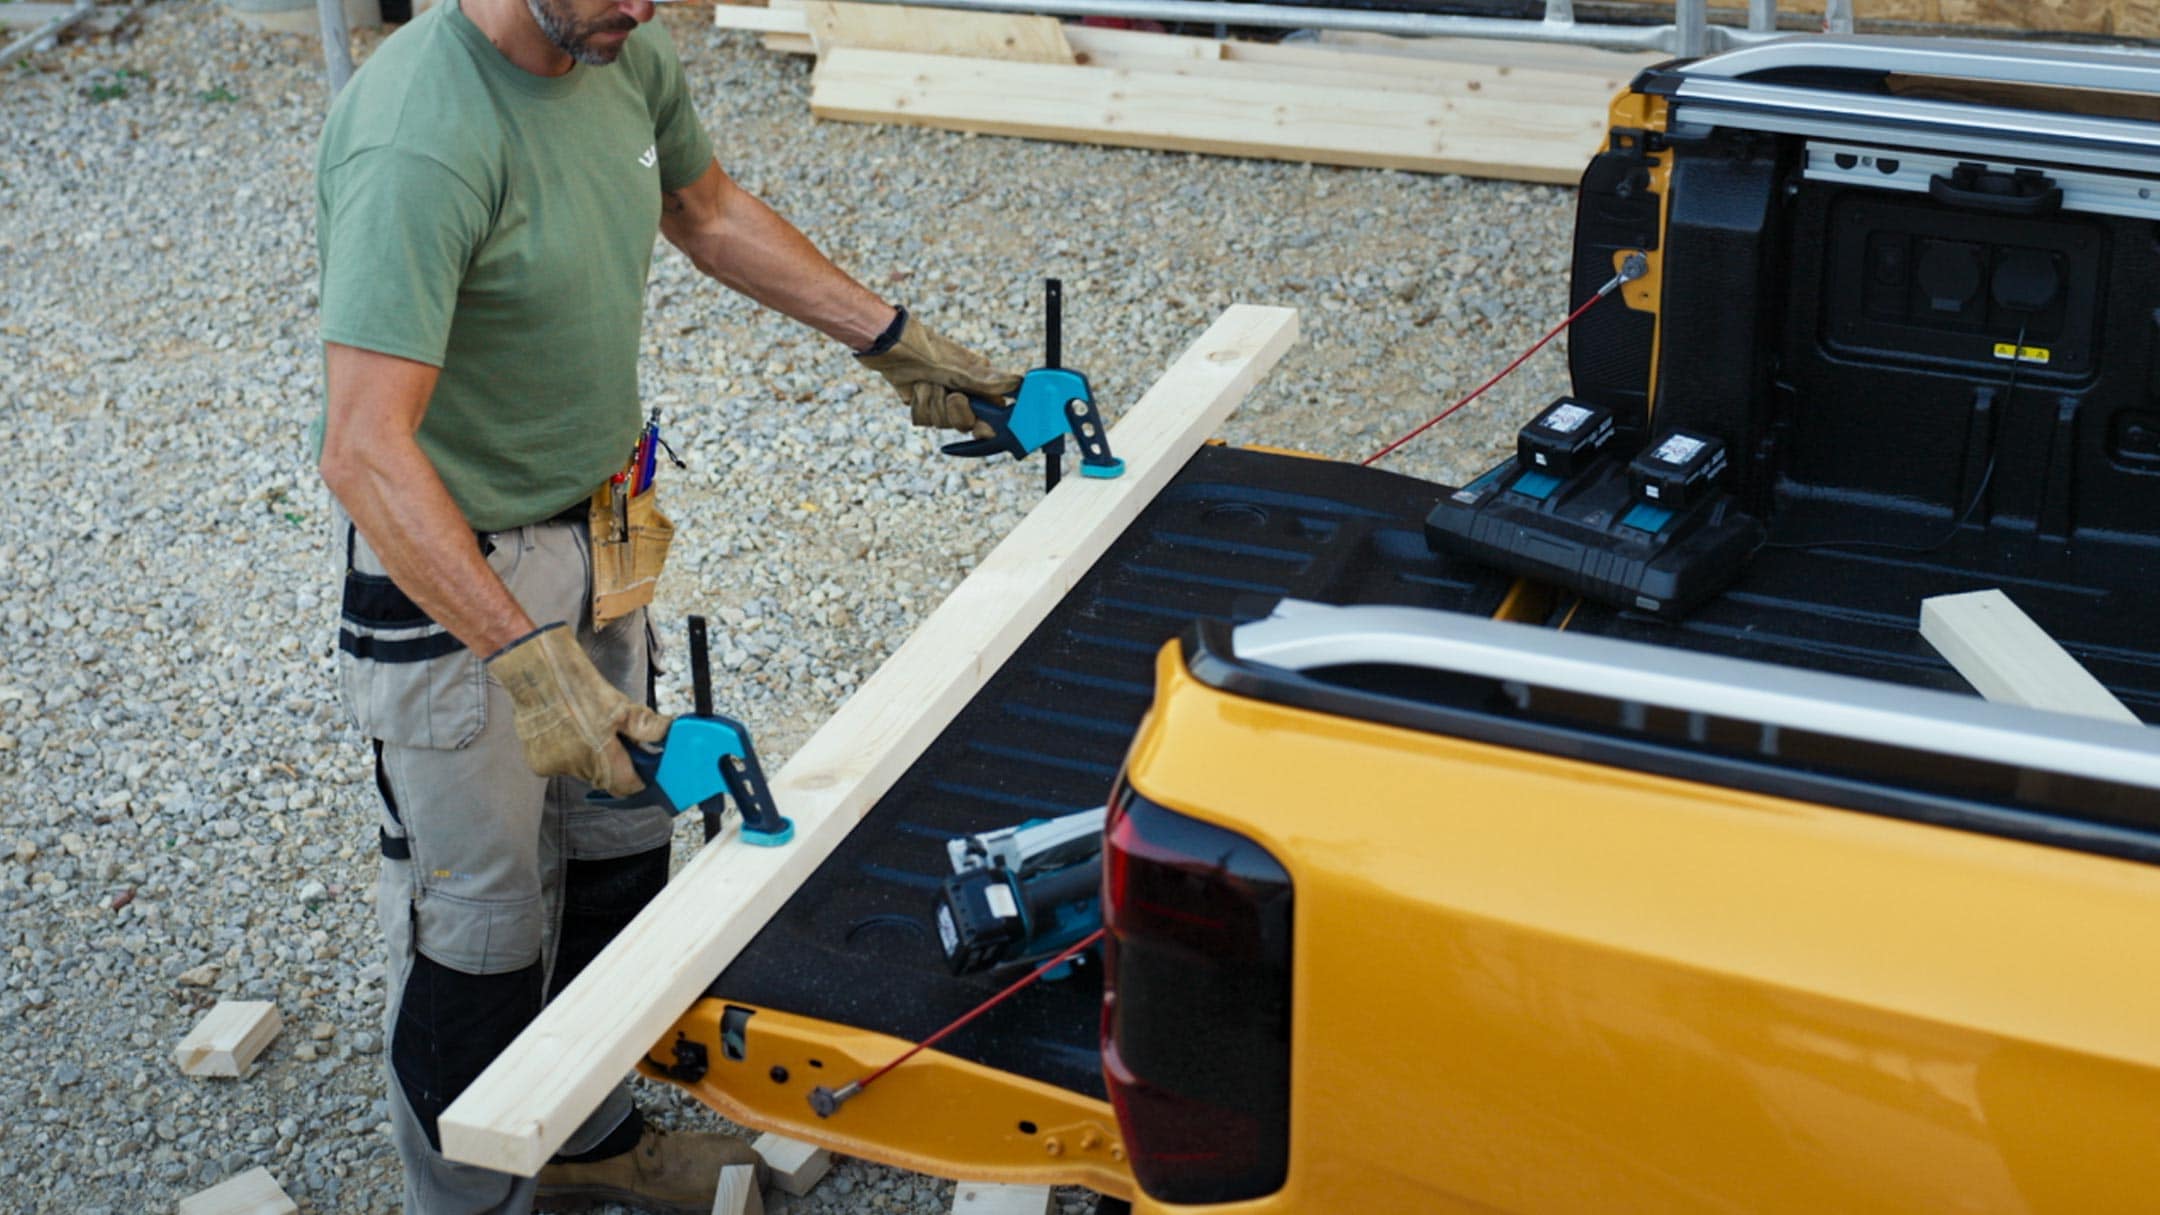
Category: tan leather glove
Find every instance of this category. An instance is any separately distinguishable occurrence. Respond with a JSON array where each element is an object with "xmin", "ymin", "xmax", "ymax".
[
  {"xmin": 486, "ymin": 623, "xmax": 670, "ymax": 797},
  {"xmin": 857, "ymin": 309, "xmax": 1023, "ymax": 433}
]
